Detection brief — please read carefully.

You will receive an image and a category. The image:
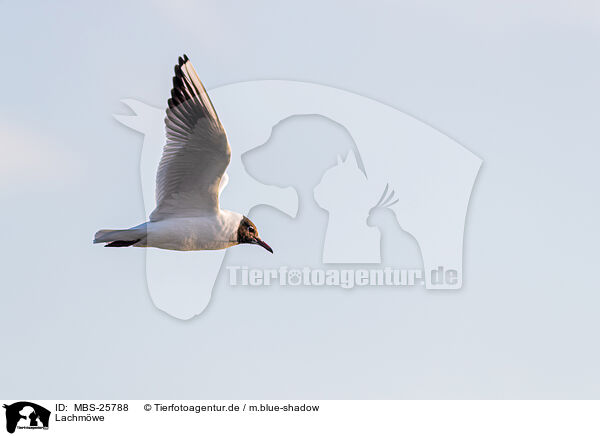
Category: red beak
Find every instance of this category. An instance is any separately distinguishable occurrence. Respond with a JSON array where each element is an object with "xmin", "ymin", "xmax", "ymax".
[{"xmin": 255, "ymin": 238, "xmax": 273, "ymax": 253}]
